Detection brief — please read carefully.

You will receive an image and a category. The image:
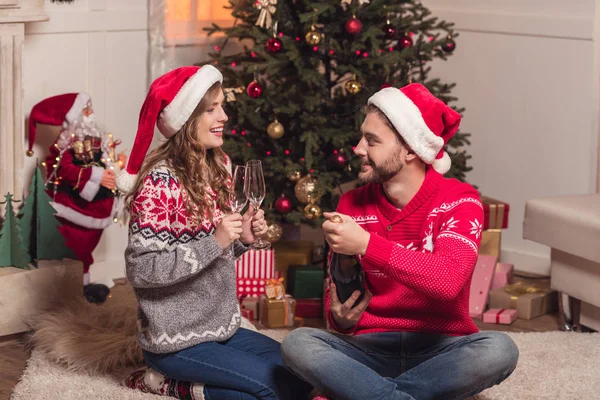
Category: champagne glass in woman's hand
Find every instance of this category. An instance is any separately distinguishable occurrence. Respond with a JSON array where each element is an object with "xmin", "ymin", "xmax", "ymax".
[
  {"xmin": 245, "ymin": 160, "xmax": 271, "ymax": 250},
  {"xmin": 224, "ymin": 165, "xmax": 248, "ymax": 259}
]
